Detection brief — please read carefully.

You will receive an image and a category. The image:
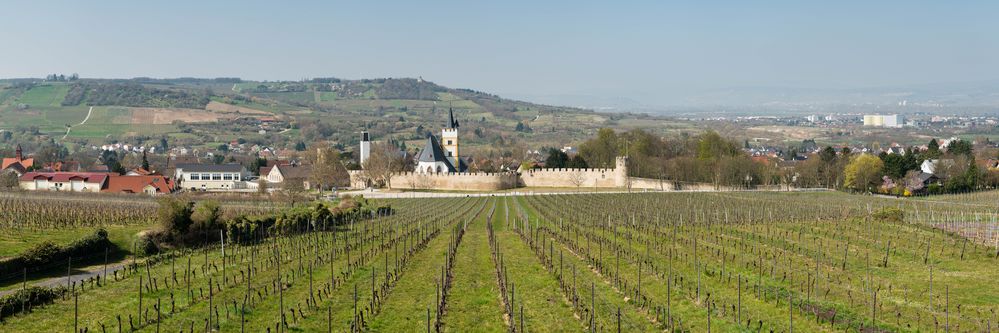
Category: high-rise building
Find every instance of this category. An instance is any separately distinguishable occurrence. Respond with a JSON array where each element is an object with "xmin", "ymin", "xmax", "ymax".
[{"xmin": 864, "ymin": 114, "xmax": 903, "ymax": 128}]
